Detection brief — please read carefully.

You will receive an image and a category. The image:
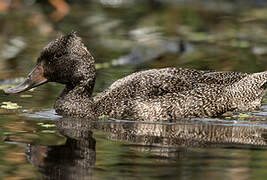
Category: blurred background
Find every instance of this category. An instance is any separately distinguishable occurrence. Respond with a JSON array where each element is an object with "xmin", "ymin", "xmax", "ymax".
[
  {"xmin": 0, "ymin": 0, "xmax": 267, "ymax": 77},
  {"xmin": 0, "ymin": 1, "xmax": 267, "ymax": 179}
]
